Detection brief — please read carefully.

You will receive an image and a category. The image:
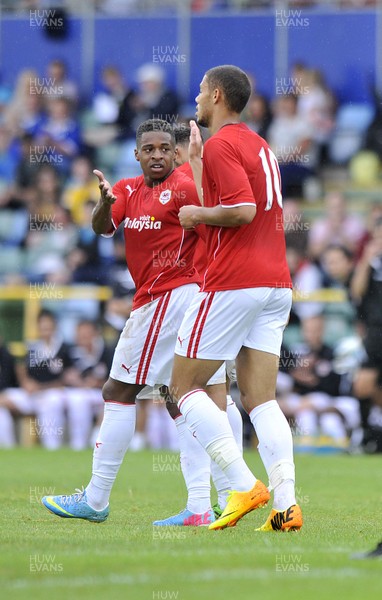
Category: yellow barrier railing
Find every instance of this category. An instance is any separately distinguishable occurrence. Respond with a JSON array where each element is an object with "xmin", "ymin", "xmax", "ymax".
[
  {"xmin": 0, "ymin": 285, "xmax": 112, "ymax": 347},
  {"xmin": 0, "ymin": 285, "xmax": 348, "ymax": 355}
]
